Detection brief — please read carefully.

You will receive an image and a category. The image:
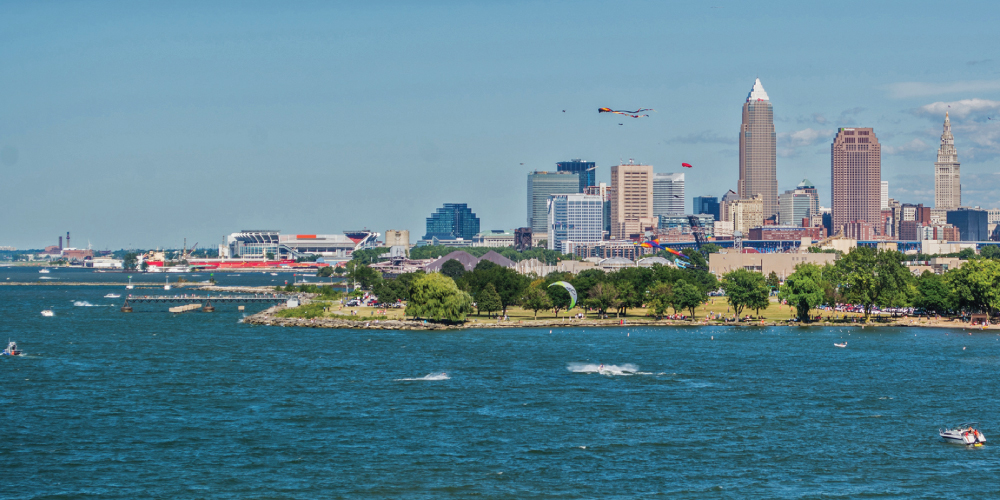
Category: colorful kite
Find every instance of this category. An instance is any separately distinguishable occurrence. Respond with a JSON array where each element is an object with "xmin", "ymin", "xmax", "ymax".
[
  {"xmin": 548, "ymin": 281, "xmax": 578, "ymax": 309},
  {"xmin": 682, "ymin": 163, "xmax": 693, "ymax": 168},
  {"xmin": 663, "ymin": 247, "xmax": 688, "ymax": 259},
  {"xmin": 598, "ymin": 107, "xmax": 652, "ymax": 118}
]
